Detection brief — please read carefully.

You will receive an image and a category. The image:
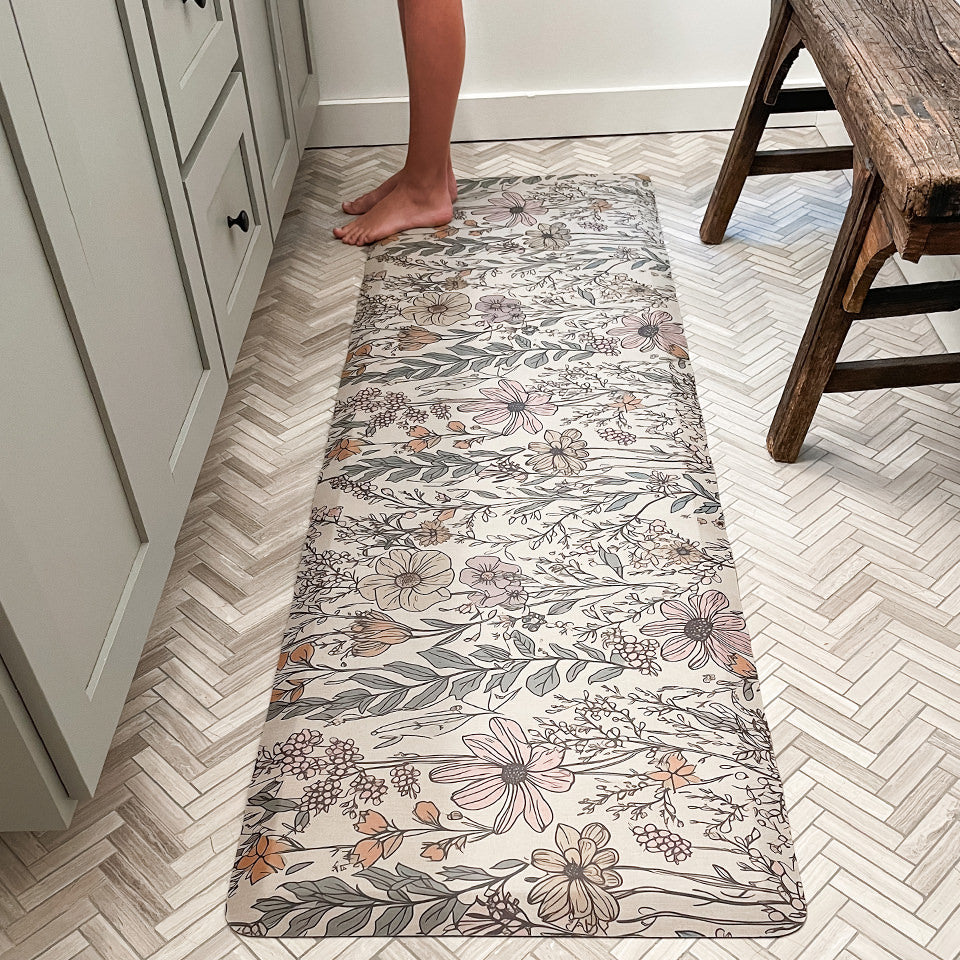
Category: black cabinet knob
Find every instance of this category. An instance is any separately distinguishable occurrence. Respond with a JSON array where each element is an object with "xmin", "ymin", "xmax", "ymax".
[
  {"xmin": 227, "ymin": 210, "xmax": 250, "ymax": 232},
  {"xmin": 182, "ymin": 0, "xmax": 207, "ymax": 8}
]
